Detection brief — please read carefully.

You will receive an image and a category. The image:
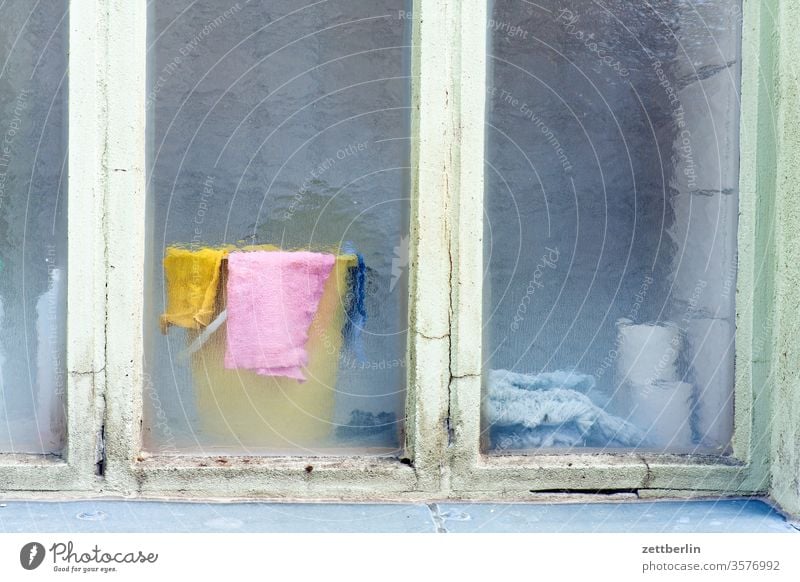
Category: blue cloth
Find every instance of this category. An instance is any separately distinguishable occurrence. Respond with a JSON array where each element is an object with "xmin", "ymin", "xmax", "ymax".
[
  {"xmin": 485, "ymin": 369, "xmax": 646, "ymax": 450},
  {"xmin": 342, "ymin": 245, "xmax": 367, "ymax": 360}
]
